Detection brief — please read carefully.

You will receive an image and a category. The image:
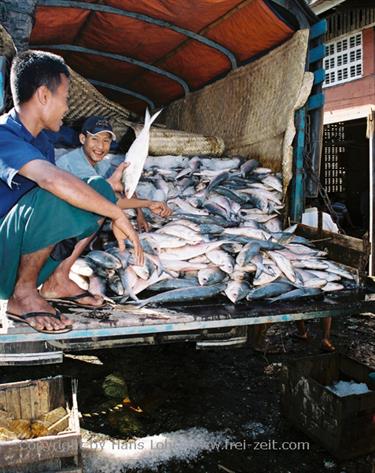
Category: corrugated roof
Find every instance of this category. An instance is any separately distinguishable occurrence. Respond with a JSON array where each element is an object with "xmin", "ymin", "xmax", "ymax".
[{"xmin": 30, "ymin": 0, "xmax": 312, "ymax": 113}]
